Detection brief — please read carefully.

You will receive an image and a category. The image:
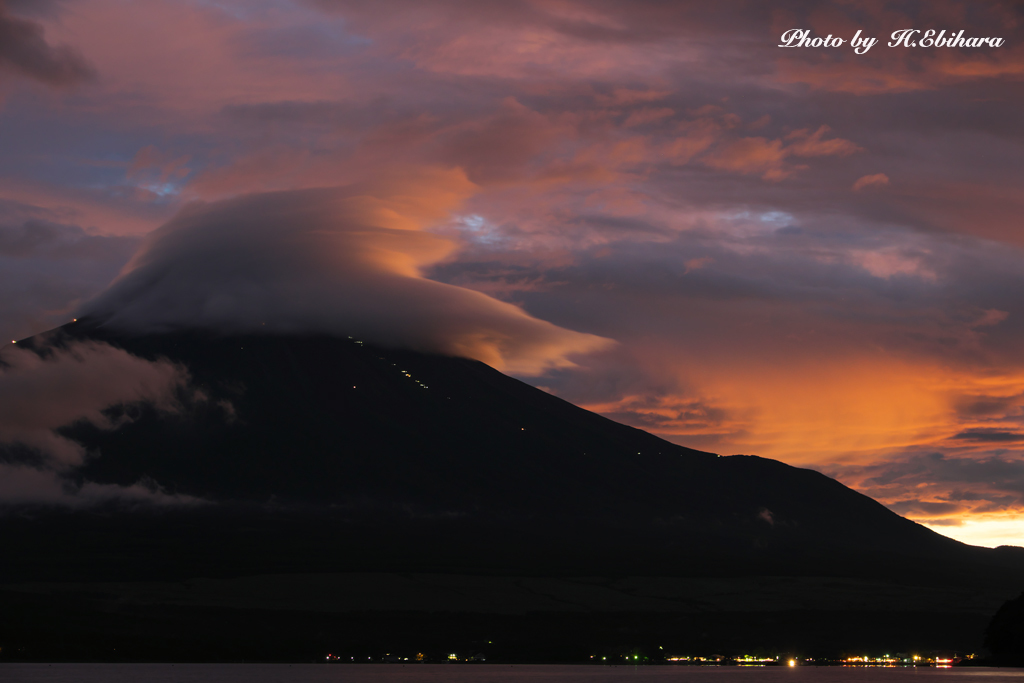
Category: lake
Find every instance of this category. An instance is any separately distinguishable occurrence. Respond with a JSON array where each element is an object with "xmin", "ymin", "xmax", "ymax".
[{"xmin": 2, "ymin": 665, "xmax": 1023, "ymax": 683}]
